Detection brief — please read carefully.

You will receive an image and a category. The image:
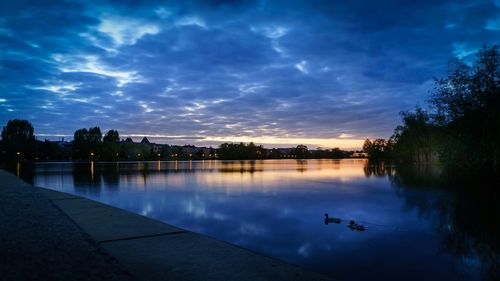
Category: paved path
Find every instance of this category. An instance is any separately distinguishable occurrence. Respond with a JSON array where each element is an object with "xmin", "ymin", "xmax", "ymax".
[
  {"xmin": 0, "ymin": 169, "xmax": 134, "ymax": 281},
  {"xmin": 0, "ymin": 169, "xmax": 332, "ymax": 281}
]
